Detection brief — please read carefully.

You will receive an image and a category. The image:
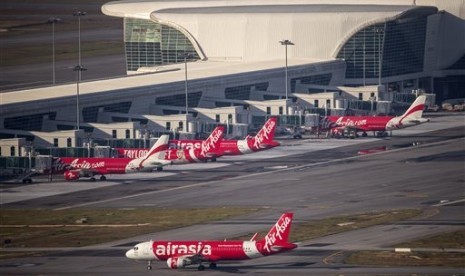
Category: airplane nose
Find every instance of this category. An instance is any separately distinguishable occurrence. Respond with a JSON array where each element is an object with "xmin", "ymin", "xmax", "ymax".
[{"xmin": 125, "ymin": 249, "xmax": 134, "ymax": 259}]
